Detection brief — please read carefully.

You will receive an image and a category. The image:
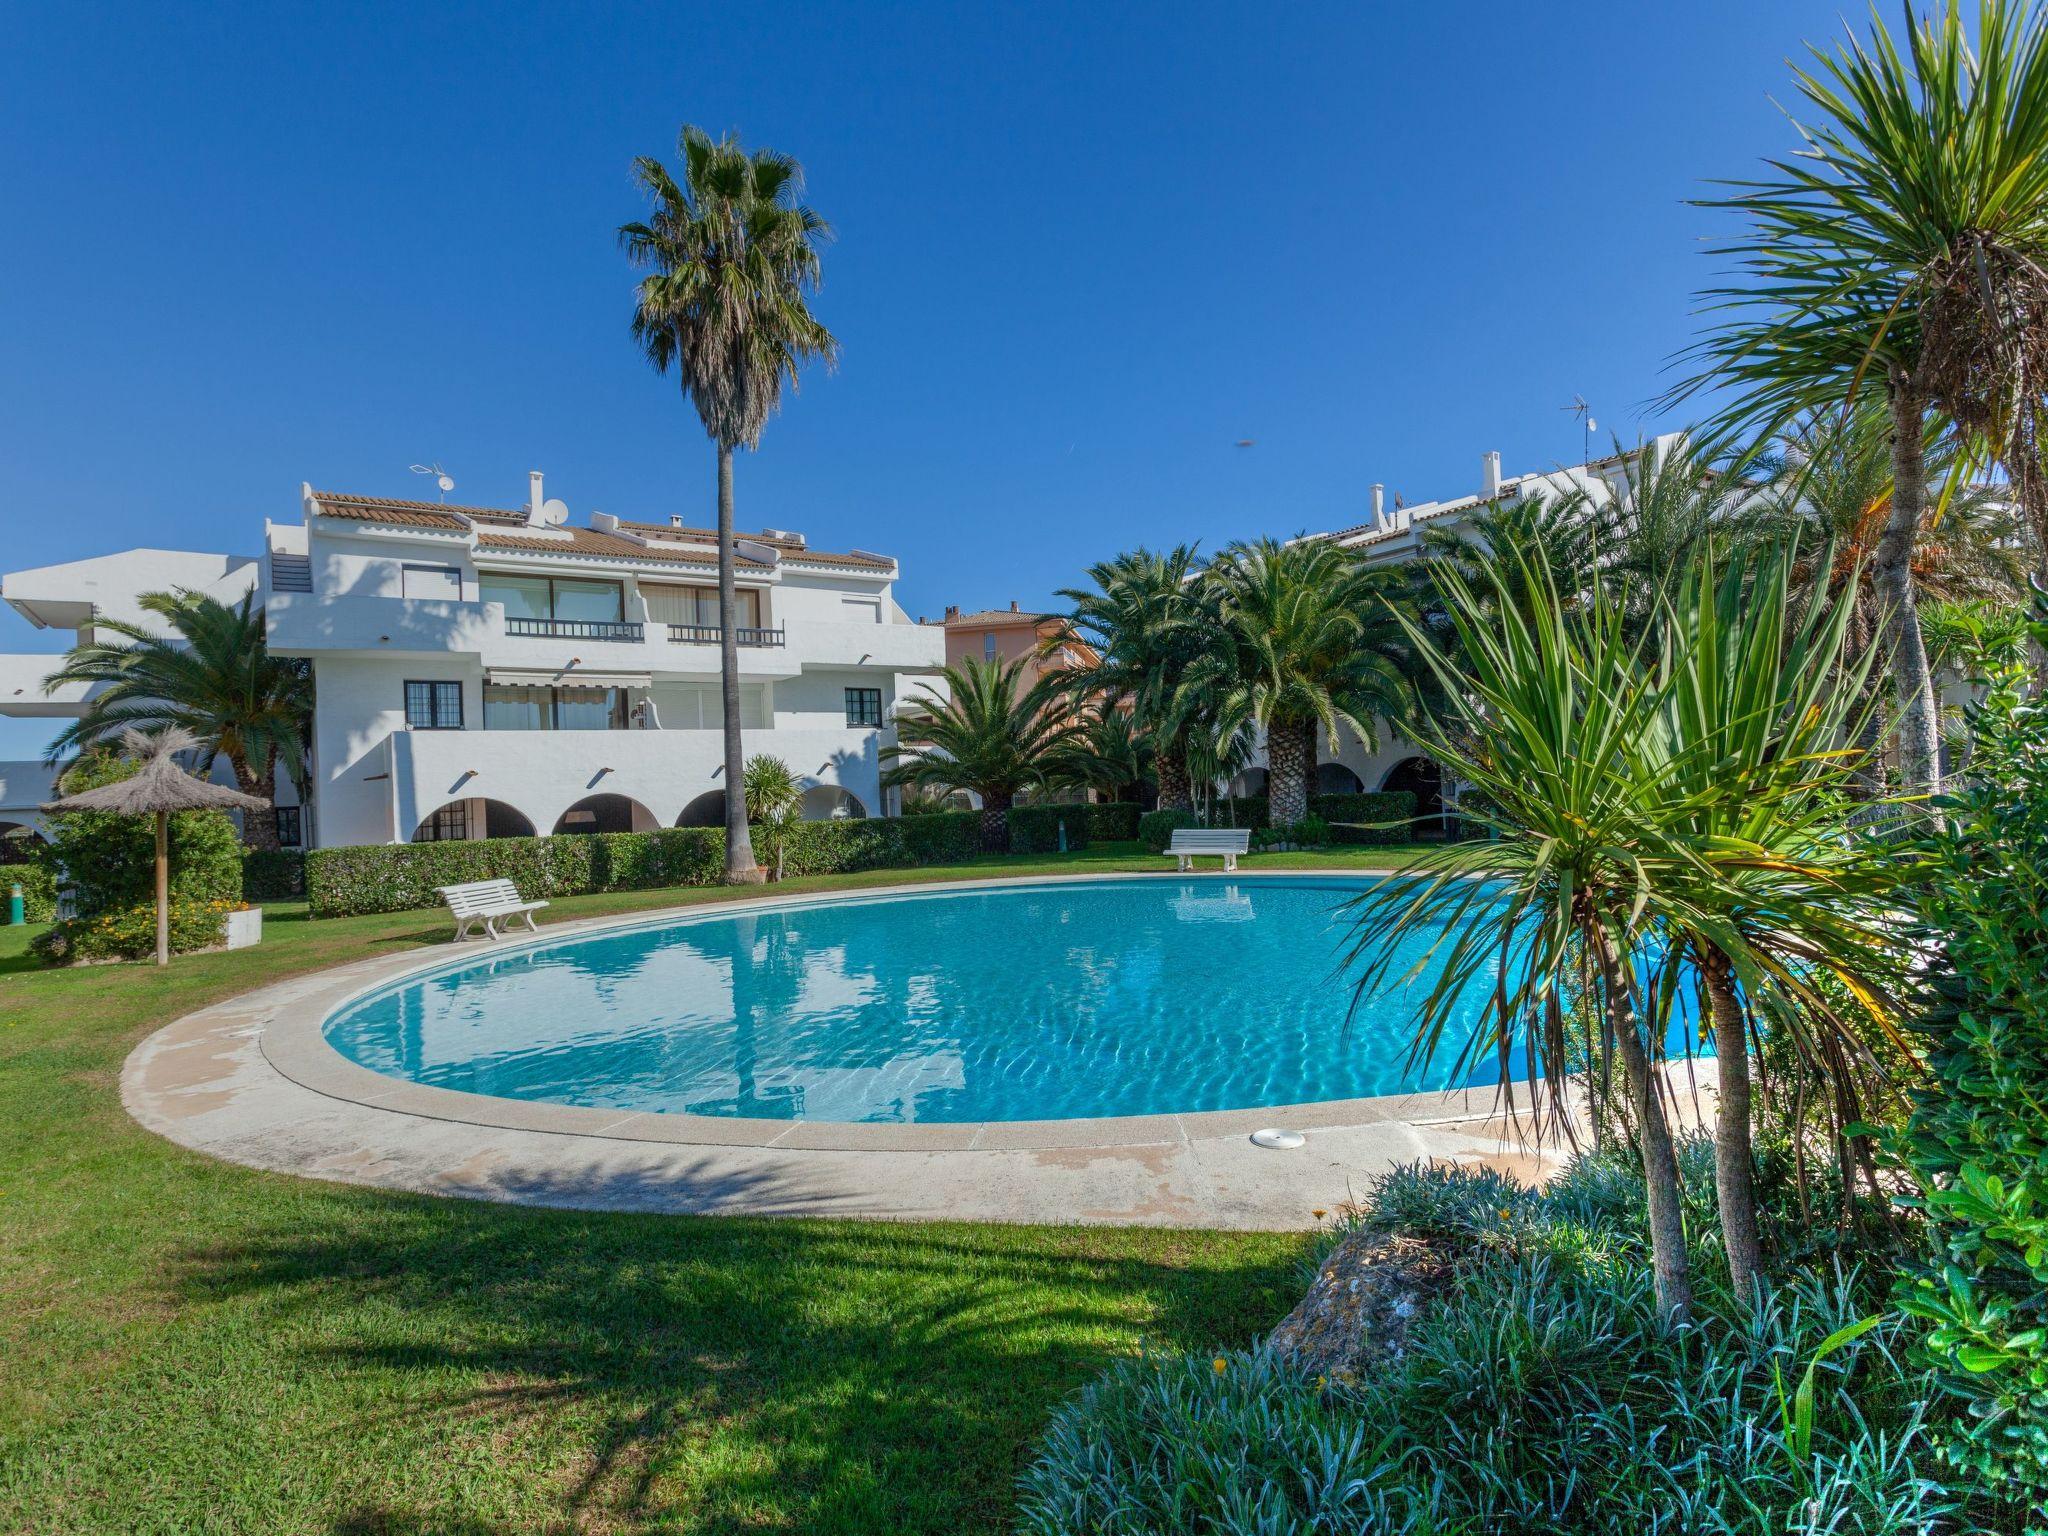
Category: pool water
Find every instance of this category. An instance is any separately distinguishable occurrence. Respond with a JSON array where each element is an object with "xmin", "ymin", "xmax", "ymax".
[{"xmin": 323, "ymin": 877, "xmax": 1521, "ymax": 1124}]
